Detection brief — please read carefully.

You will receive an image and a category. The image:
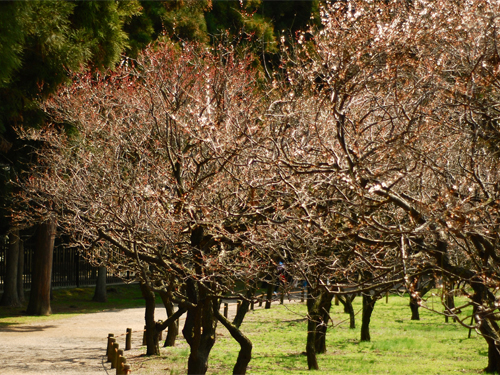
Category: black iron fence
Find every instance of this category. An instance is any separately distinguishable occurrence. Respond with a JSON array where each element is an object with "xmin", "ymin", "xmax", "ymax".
[{"xmin": 0, "ymin": 236, "xmax": 124, "ymax": 292}]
